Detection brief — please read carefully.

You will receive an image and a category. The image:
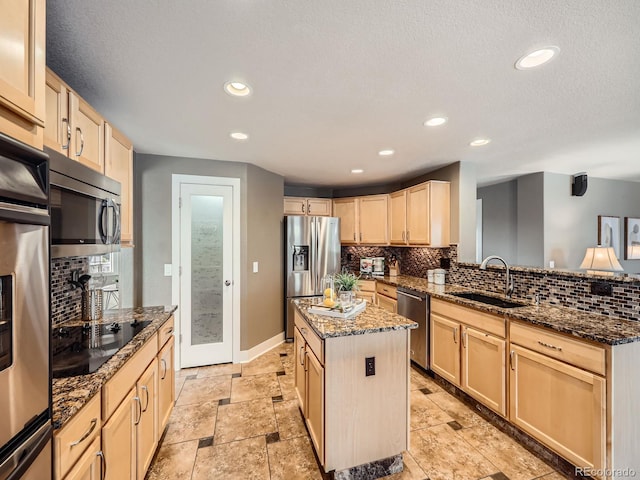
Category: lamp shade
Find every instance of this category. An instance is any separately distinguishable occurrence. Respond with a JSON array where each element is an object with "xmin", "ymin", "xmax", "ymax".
[{"xmin": 579, "ymin": 246, "xmax": 623, "ymax": 272}]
